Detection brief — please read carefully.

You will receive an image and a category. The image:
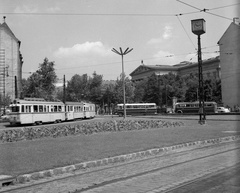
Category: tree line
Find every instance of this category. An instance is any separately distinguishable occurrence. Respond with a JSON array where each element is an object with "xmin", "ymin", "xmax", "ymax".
[{"xmin": 20, "ymin": 58, "xmax": 222, "ymax": 112}]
